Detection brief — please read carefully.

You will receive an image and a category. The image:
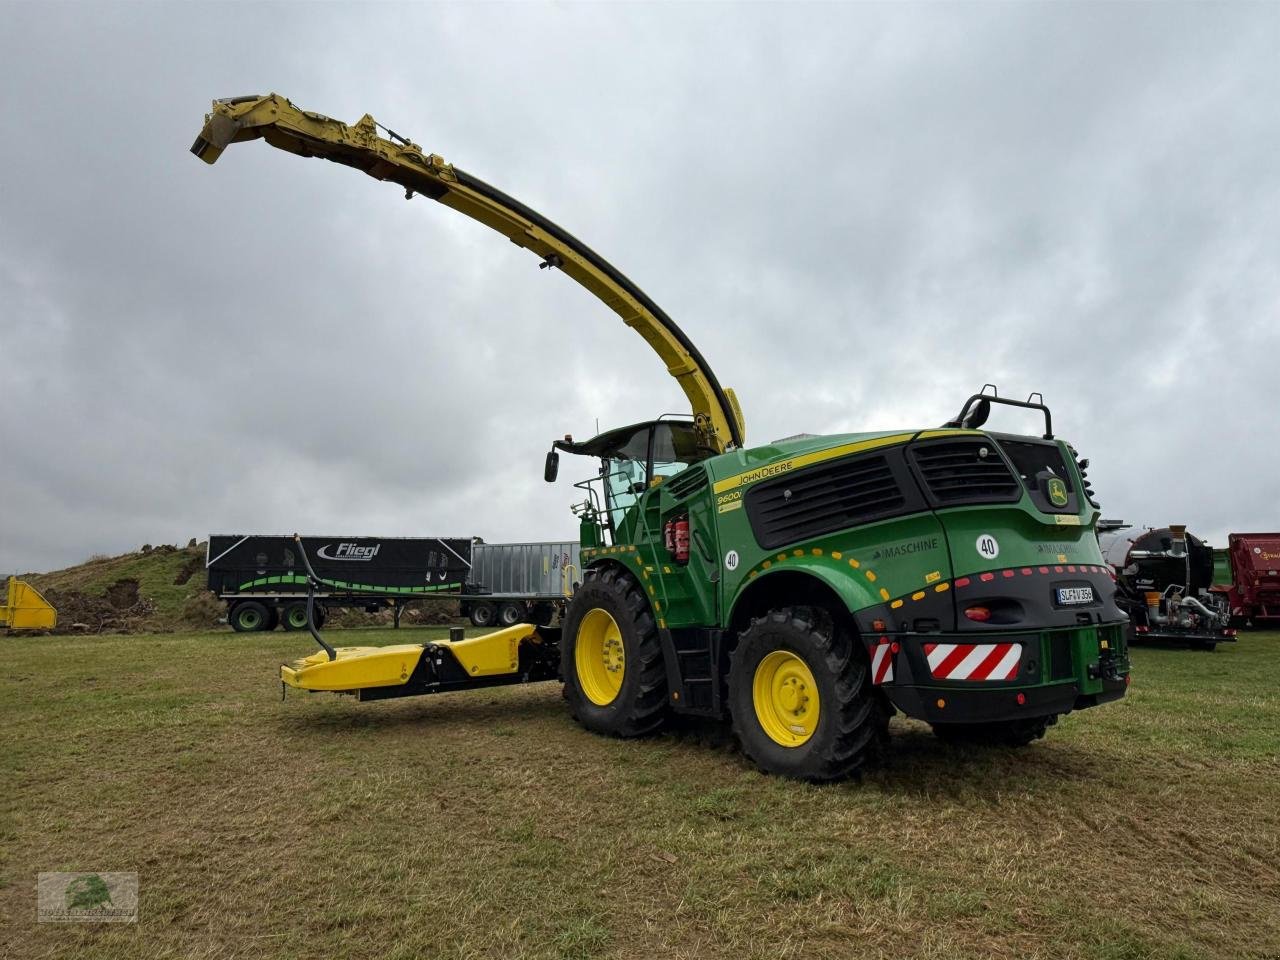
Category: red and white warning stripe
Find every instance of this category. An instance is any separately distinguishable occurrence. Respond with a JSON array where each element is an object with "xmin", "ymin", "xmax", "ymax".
[
  {"xmin": 871, "ymin": 639, "xmax": 894, "ymax": 685},
  {"xmin": 924, "ymin": 642, "xmax": 1022, "ymax": 681}
]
